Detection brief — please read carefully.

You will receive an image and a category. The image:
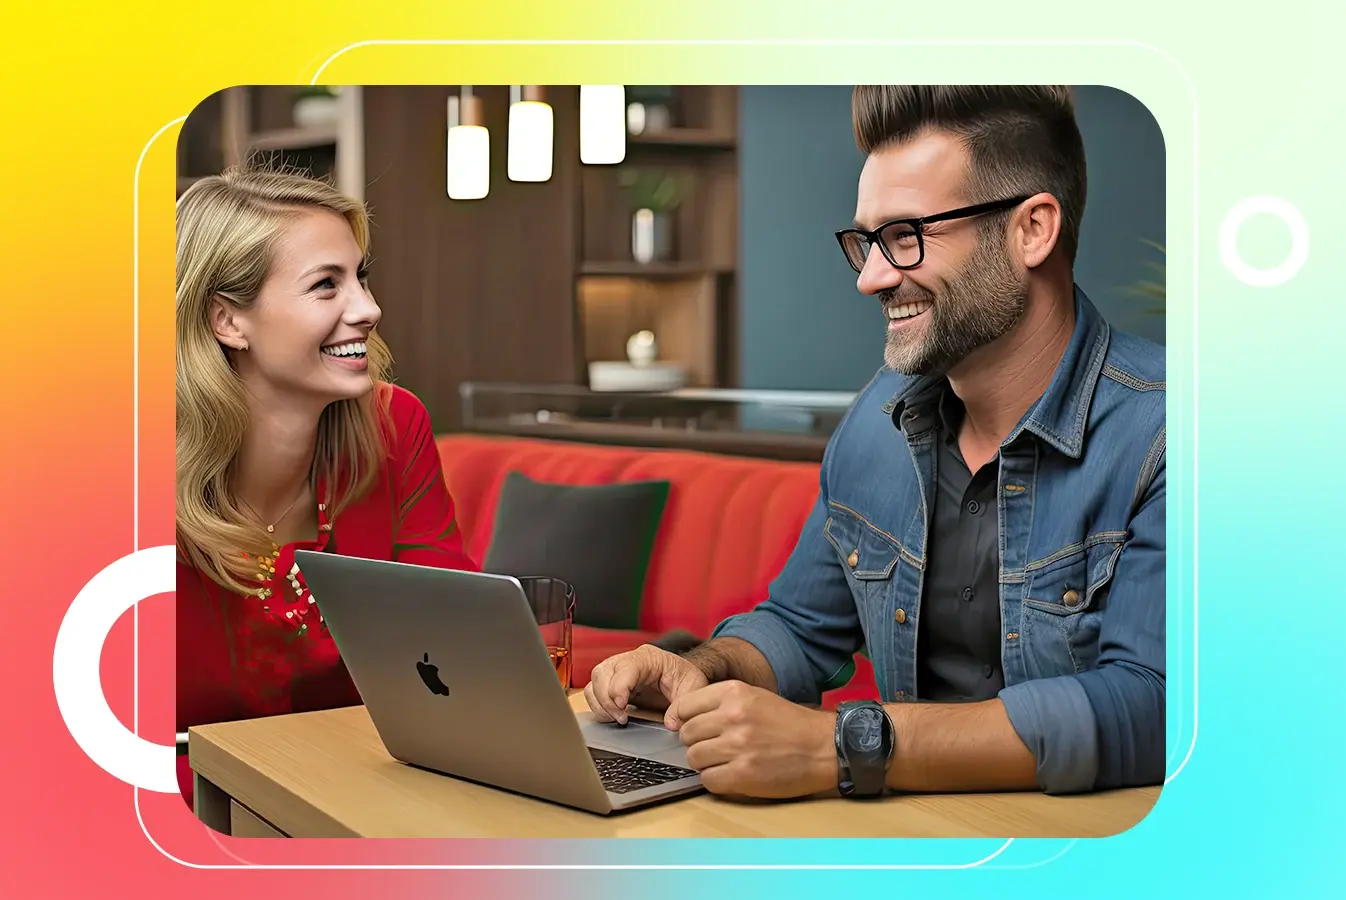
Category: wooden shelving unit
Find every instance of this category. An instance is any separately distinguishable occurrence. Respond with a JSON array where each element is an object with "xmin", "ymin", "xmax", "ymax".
[
  {"xmin": 576, "ymin": 85, "xmax": 740, "ymax": 390},
  {"xmin": 579, "ymin": 261, "xmax": 733, "ymax": 278},
  {"xmin": 175, "ymin": 86, "xmax": 364, "ymax": 200},
  {"xmin": 628, "ymin": 128, "xmax": 736, "ymax": 150},
  {"xmin": 247, "ymin": 124, "xmax": 341, "ymax": 151}
]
